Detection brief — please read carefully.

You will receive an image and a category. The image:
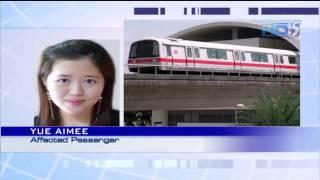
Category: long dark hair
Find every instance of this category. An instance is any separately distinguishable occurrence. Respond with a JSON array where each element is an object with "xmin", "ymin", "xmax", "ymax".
[{"xmin": 37, "ymin": 40, "xmax": 115, "ymax": 126}]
